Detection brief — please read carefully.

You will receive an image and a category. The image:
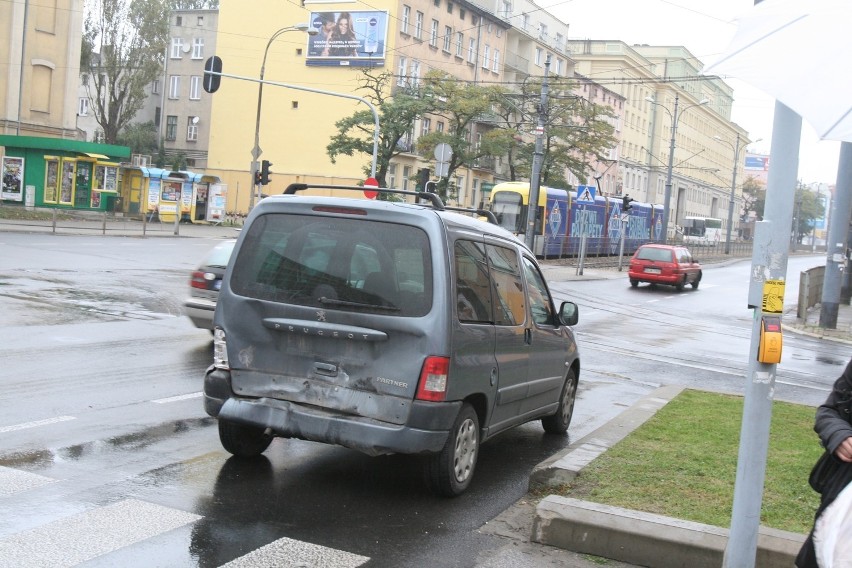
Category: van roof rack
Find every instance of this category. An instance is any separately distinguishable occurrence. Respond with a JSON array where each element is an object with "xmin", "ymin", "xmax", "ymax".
[{"xmin": 282, "ymin": 183, "xmax": 498, "ymax": 225}]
